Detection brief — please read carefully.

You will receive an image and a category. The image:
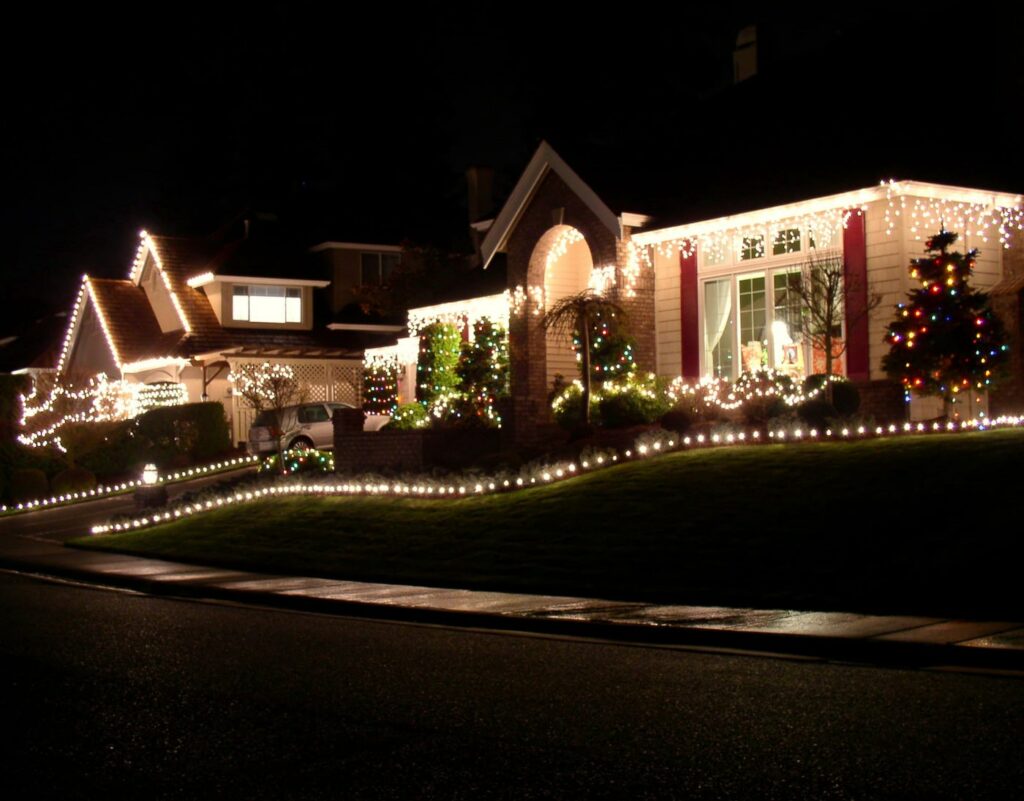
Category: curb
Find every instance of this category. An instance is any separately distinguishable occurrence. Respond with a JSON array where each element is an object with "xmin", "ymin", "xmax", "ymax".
[{"xmin": 4, "ymin": 554, "xmax": 1023, "ymax": 675}]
